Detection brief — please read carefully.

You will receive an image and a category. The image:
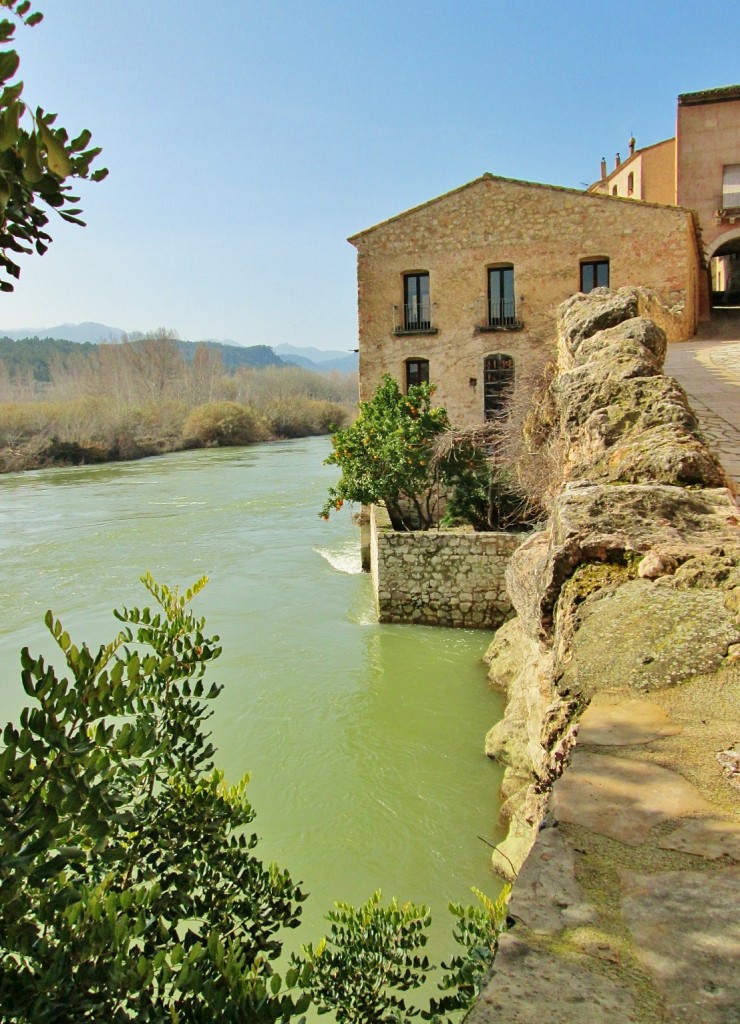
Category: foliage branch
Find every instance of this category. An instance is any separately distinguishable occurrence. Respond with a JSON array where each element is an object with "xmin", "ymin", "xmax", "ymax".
[
  {"xmin": 0, "ymin": 1, "xmax": 107, "ymax": 292},
  {"xmin": 298, "ymin": 886, "xmax": 510, "ymax": 1023},
  {"xmin": 0, "ymin": 574, "xmax": 309, "ymax": 1023}
]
